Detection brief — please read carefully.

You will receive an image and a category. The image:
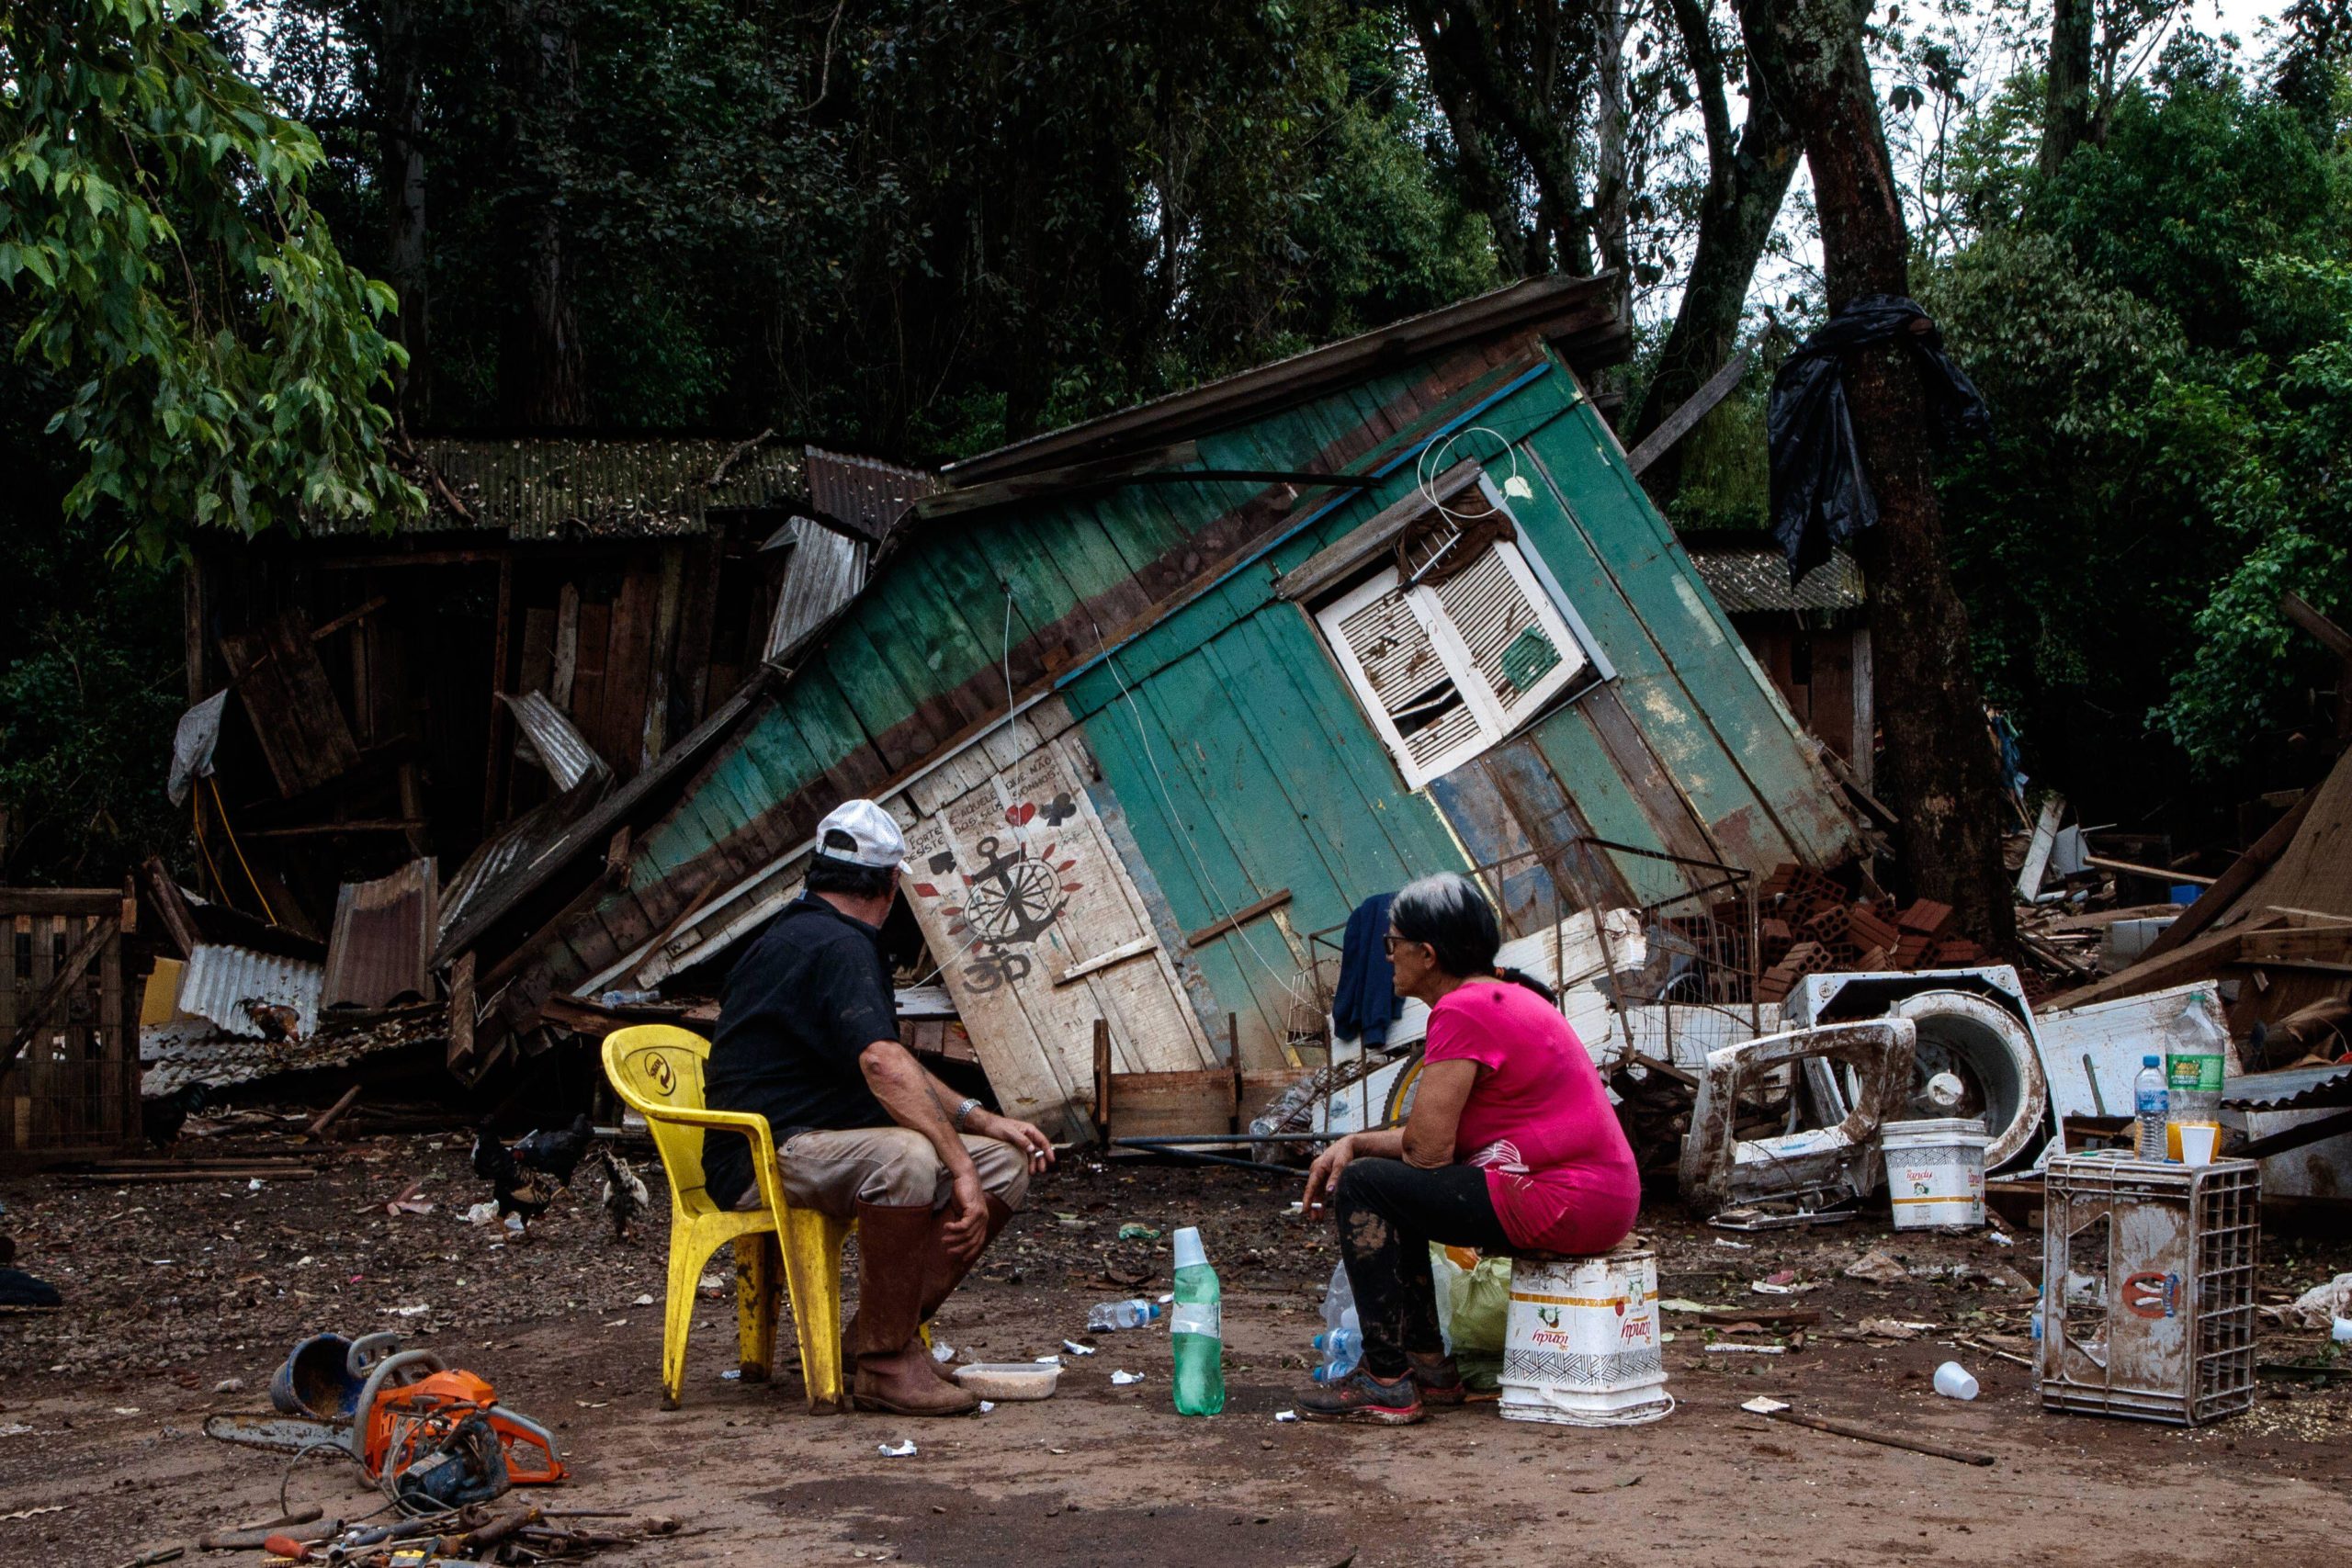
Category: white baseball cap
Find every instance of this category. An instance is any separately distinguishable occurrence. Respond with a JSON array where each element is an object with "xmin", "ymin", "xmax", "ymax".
[{"xmin": 814, "ymin": 798, "xmax": 909, "ymax": 870}]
